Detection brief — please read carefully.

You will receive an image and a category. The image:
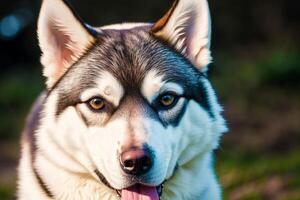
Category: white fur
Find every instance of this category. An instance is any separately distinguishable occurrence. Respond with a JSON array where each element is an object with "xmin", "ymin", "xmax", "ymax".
[
  {"xmin": 144, "ymin": 97, "xmax": 226, "ymax": 200},
  {"xmin": 141, "ymin": 70, "xmax": 165, "ymax": 102},
  {"xmin": 80, "ymin": 71, "xmax": 124, "ymax": 106},
  {"xmin": 159, "ymin": 82, "xmax": 184, "ymax": 96},
  {"xmin": 17, "ymin": 143, "xmax": 52, "ymax": 200},
  {"xmin": 19, "ymin": 91, "xmax": 120, "ymax": 199},
  {"xmin": 142, "ymin": 71, "xmax": 185, "ymax": 104}
]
